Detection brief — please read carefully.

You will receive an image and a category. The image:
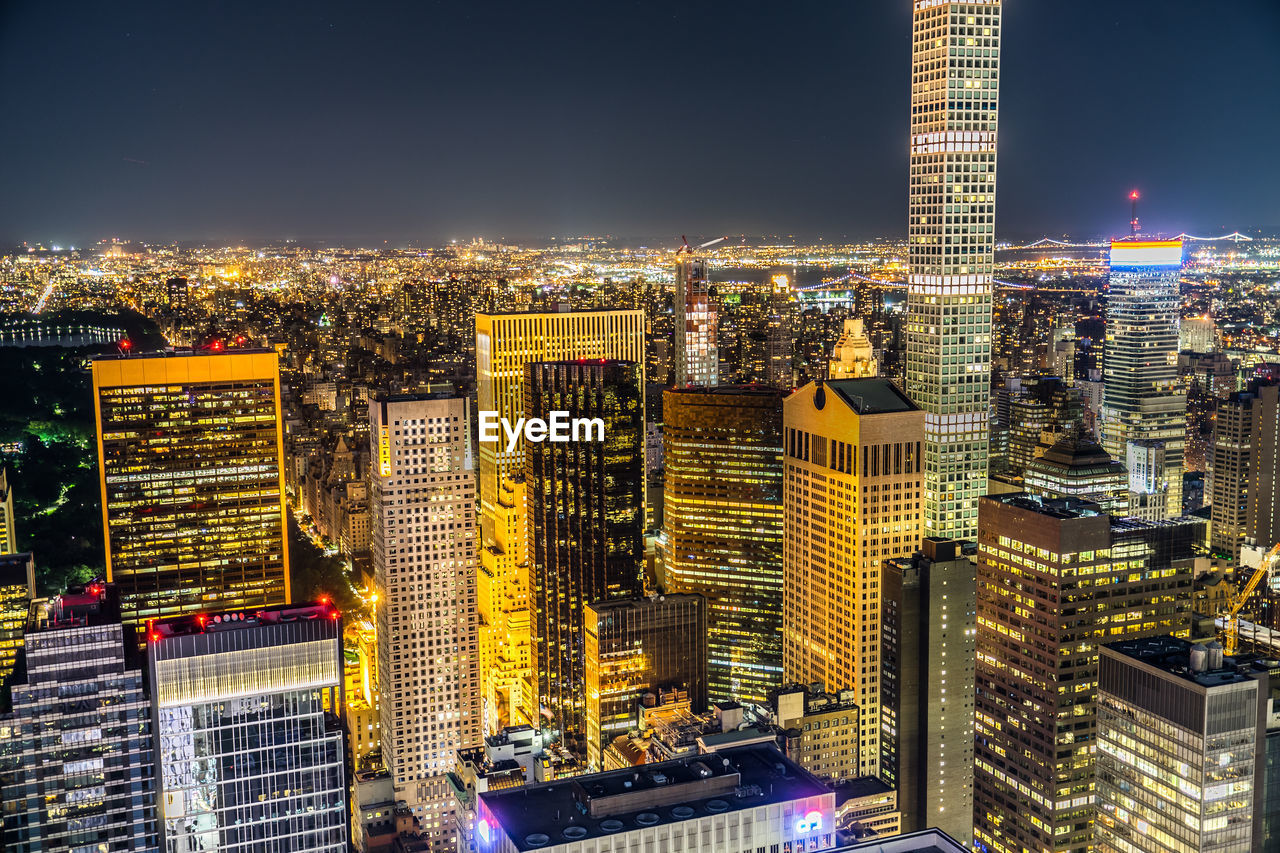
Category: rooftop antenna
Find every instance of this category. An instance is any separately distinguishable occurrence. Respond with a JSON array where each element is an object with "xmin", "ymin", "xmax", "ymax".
[{"xmin": 1129, "ymin": 189, "xmax": 1140, "ymax": 236}]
